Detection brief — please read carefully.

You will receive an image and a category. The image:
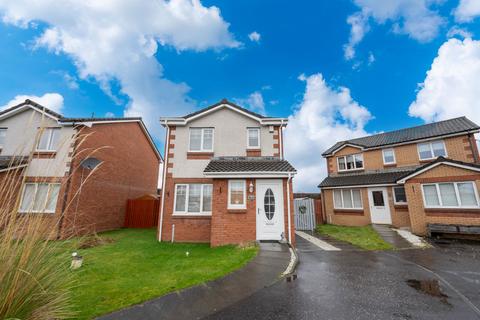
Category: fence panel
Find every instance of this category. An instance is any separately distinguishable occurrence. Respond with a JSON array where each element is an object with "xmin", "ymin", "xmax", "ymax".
[
  {"xmin": 124, "ymin": 198, "xmax": 160, "ymax": 228},
  {"xmin": 294, "ymin": 198, "xmax": 316, "ymax": 231}
]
